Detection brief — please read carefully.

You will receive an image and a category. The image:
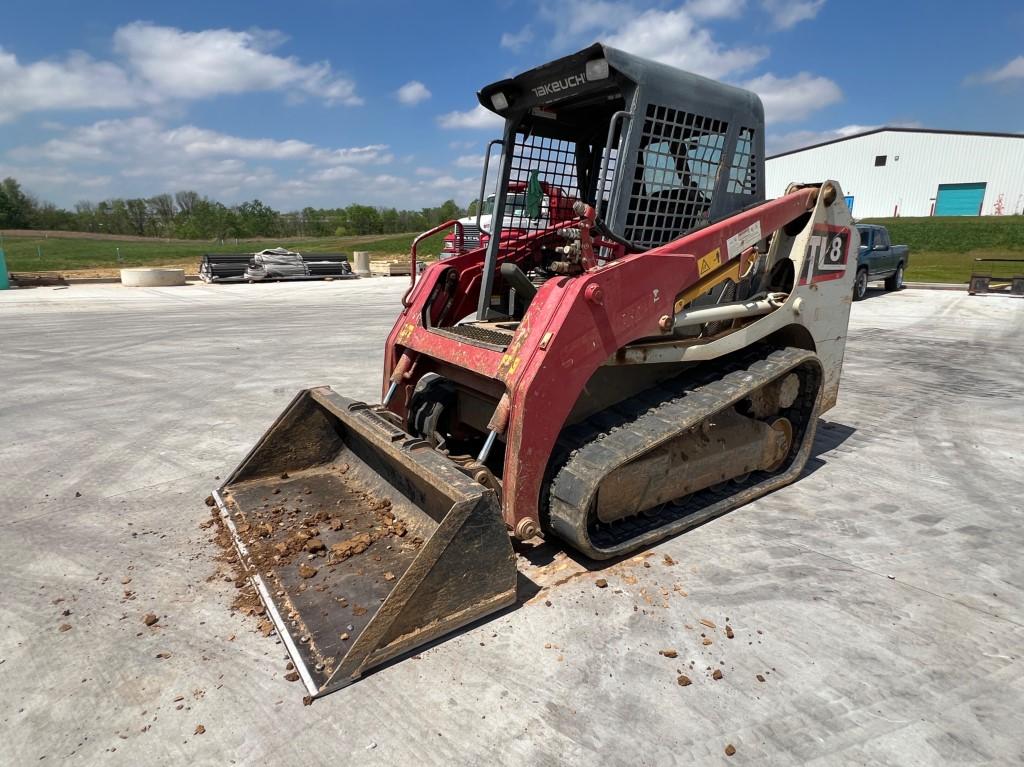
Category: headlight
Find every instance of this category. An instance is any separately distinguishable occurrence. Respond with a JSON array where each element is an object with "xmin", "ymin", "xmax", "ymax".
[
  {"xmin": 585, "ymin": 58, "xmax": 609, "ymax": 81},
  {"xmin": 490, "ymin": 92, "xmax": 509, "ymax": 111}
]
